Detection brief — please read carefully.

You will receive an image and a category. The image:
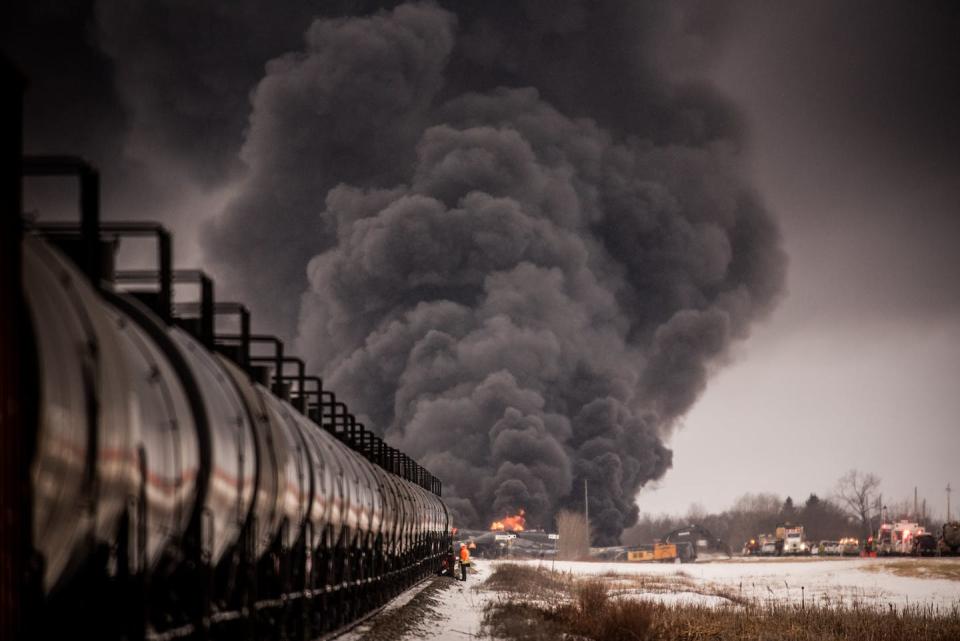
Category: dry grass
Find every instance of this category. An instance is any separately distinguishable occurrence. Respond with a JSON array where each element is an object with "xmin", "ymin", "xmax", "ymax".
[
  {"xmin": 483, "ymin": 594, "xmax": 654, "ymax": 641},
  {"xmin": 590, "ymin": 568, "xmax": 750, "ymax": 607},
  {"xmin": 860, "ymin": 559, "xmax": 960, "ymax": 582},
  {"xmin": 482, "ymin": 564, "xmax": 960, "ymax": 641},
  {"xmin": 647, "ymin": 601, "xmax": 960, "ymax": 640},
  {"xmin": 482, "ymin": 562, "xmax": 571, "ymax": 596}
]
